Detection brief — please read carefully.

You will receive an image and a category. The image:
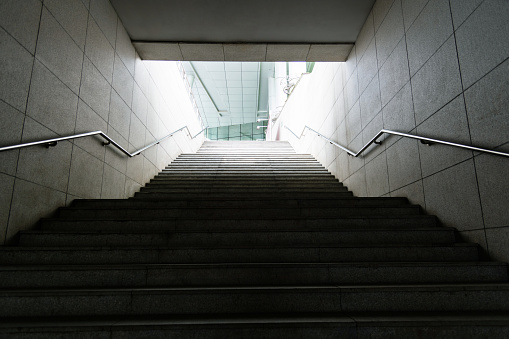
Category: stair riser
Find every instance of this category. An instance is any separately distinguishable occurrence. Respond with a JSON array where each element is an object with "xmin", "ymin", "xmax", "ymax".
[
  {"xmin": 153, "ymin": 176, "xmax": 338, "ymax": 181},
  {"xmin": 2, "ymin": 322, "xmax": 508, "ymax": 339},
  {"xmin": 138, "ymin": 188, "xmax": 349, "ymax": 194},
  {"xmin": 160, "ymin": 171, "xmax": 332, "ymax": 174},
  {"xmin": 134, "ymin": 192, "xmax": 354, "ymax": 199},
  {"xmin": 70, "ymin": 198, "xmax": 409, "ymax": 209},
  {"xmin": 40, "ymin": 216, "xmax": 439, "ymax": 232},
  {"xmin": 1, "ymin": 264, "xmax": 506, "ymax": 288},
  {"xmin": 19, "ymin": 229, "xmax": 455, "ymax": 247},
  {"xmin": 144, "ymin": 183, "xmax": 344, "ymax": 189},
  {"xmin": 1, "ymin": 287, "xmax": 508, "ymax": 318},
  {"xmin": 0, "ymin": 246, "xmax": 479, "ymax": 265},
  {"xmin": 57, "ymin": 206, "xmax": 421, "ymax": 220}
]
